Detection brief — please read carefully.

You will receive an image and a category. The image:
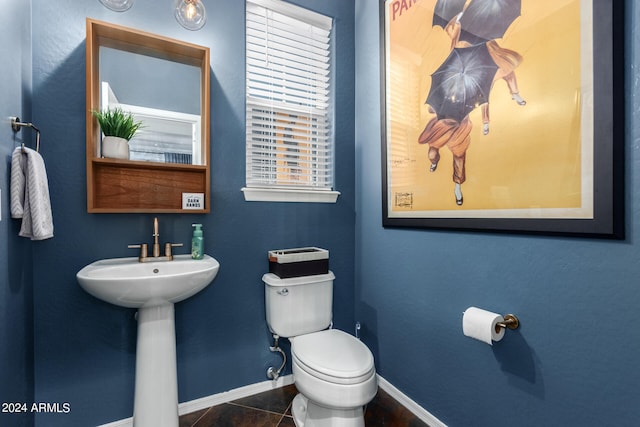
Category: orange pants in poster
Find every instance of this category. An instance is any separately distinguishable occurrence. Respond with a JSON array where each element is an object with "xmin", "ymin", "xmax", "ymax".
[{"xmin": 418, "ymin": 114, "xmax": 473, "ymax": 185}]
